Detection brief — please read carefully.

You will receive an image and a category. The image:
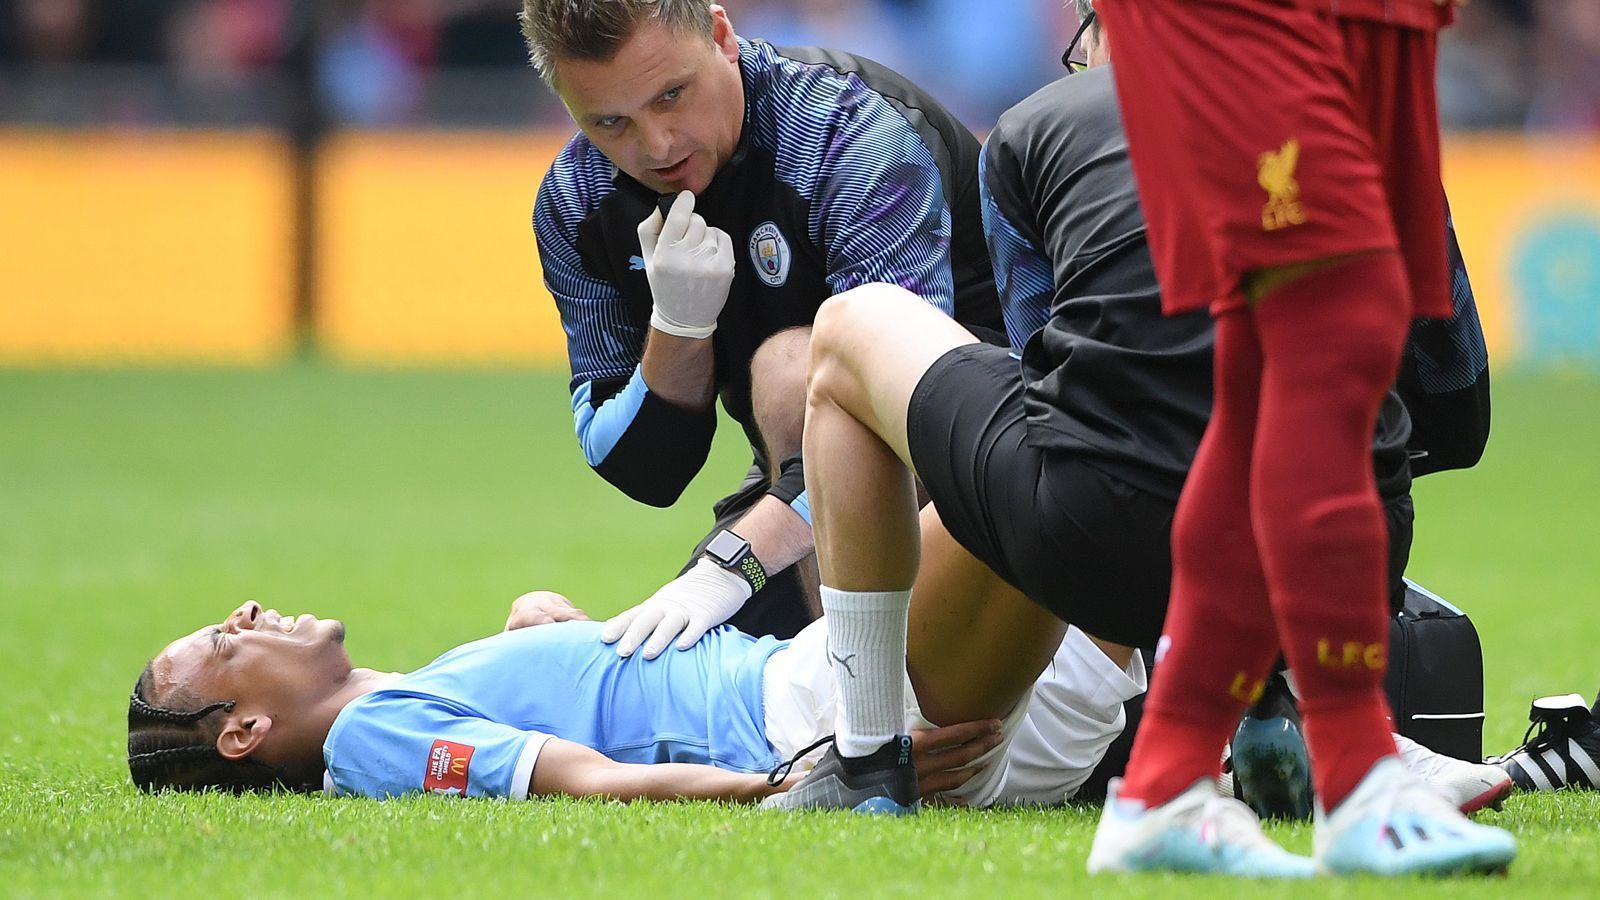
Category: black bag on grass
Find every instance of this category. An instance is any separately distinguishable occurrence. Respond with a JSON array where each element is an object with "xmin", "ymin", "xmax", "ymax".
[{"xmin": 1384, "ymin": 579, "xmax": 1485, "ymax": 761}]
